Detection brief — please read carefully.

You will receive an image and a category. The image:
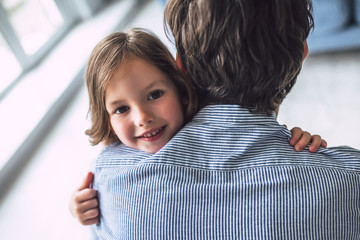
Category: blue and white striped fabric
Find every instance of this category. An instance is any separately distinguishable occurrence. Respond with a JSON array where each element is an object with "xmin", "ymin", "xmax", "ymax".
[{"xmin": 92, "ymin": 105, "xmax": 360, "ymax": 240}]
